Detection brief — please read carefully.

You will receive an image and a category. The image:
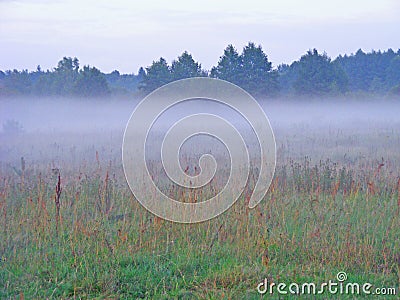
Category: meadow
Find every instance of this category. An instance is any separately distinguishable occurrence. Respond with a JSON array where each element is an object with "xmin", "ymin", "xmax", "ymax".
[{"xmin": 0, "ymin": 99, "xmax": 399, "ymax": 299}]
